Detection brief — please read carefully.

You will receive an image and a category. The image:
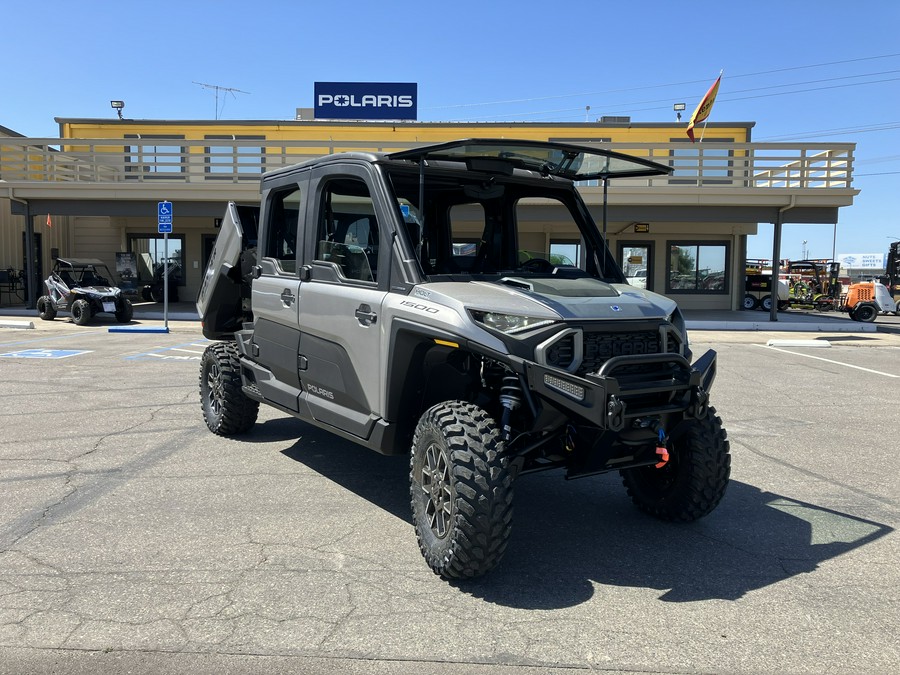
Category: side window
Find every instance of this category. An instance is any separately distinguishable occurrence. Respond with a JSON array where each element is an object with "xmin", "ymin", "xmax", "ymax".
[
  {"xmin": 263, "ymin": 186, "xmax": 303, "ymax": 274},
  {"xmin": 315, "ymin": 178, "xmax": 379, "ymax": 283}
]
